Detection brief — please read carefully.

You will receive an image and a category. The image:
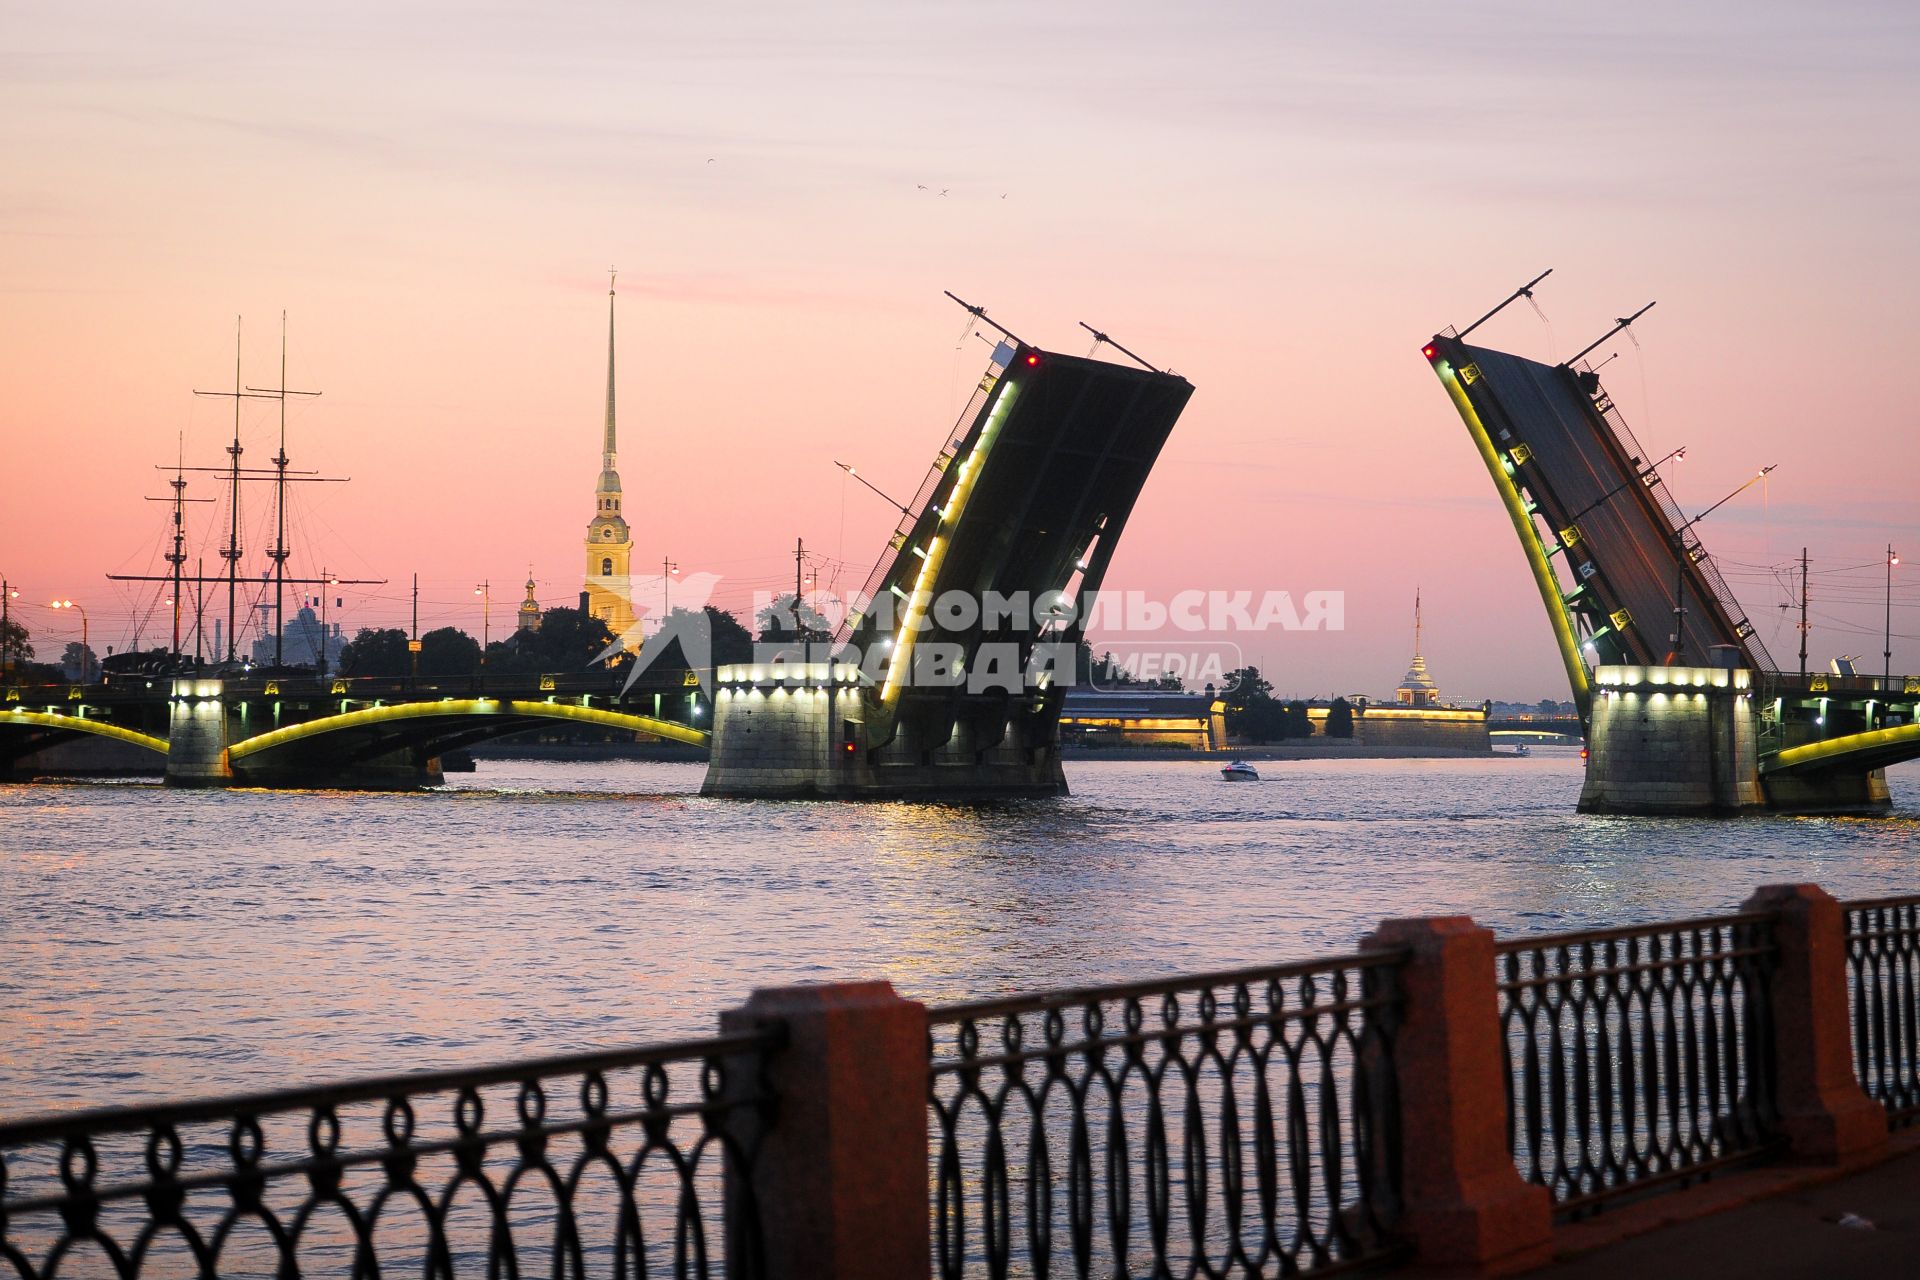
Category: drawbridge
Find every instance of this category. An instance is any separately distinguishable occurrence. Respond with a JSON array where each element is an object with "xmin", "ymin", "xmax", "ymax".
[
  {"xmin": 1427, "ymin": 272, "xmax": 1917, "ymax": 811},
  {"xmin": 703, "ymin": 299, "xmax": 1194, "ymax": 797}
]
